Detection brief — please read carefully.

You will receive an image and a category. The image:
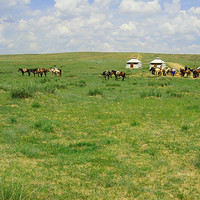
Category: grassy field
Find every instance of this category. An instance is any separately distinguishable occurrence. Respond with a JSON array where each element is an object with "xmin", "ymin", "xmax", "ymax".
[{"xmin": 0, "ymin": 52, "xmax": 200, "ymax": 199}]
